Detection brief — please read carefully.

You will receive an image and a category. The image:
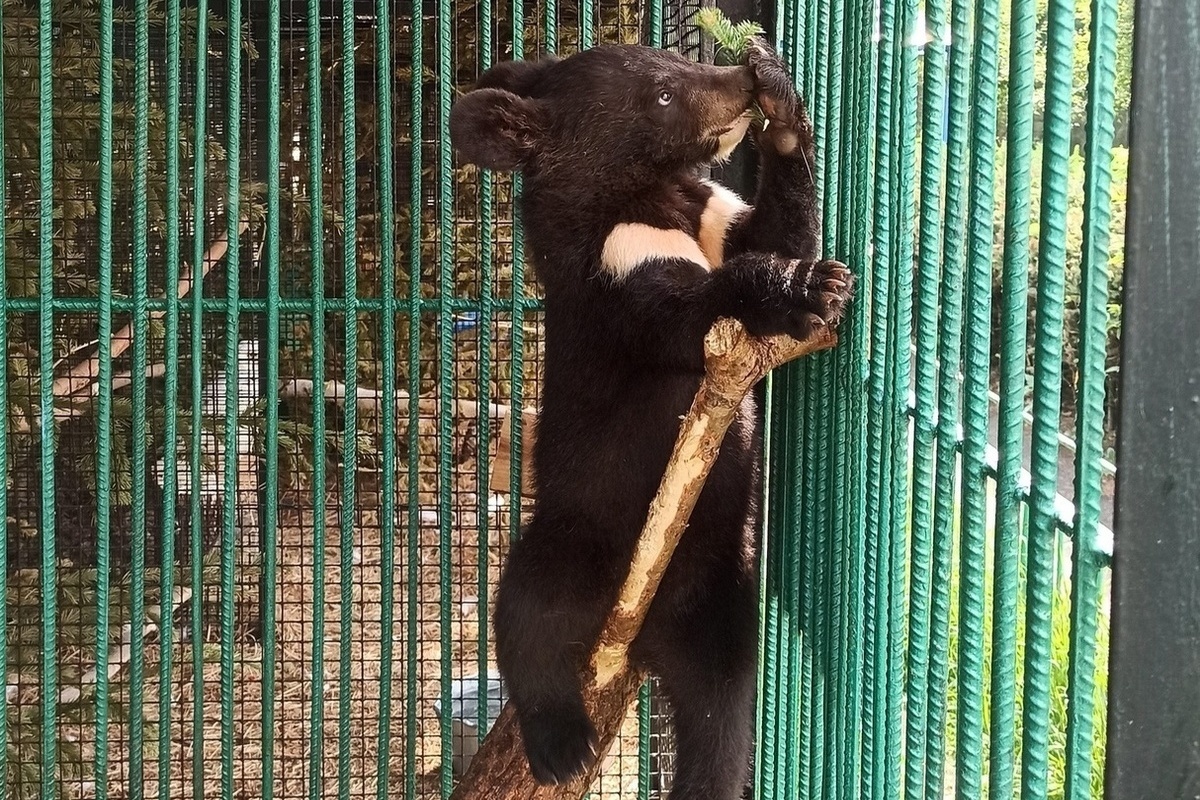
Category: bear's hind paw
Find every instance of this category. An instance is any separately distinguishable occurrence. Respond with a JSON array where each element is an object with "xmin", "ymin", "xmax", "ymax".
[{"xmin": 521, "ymin": 704, "xmax": 600, "ymax": 785}]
